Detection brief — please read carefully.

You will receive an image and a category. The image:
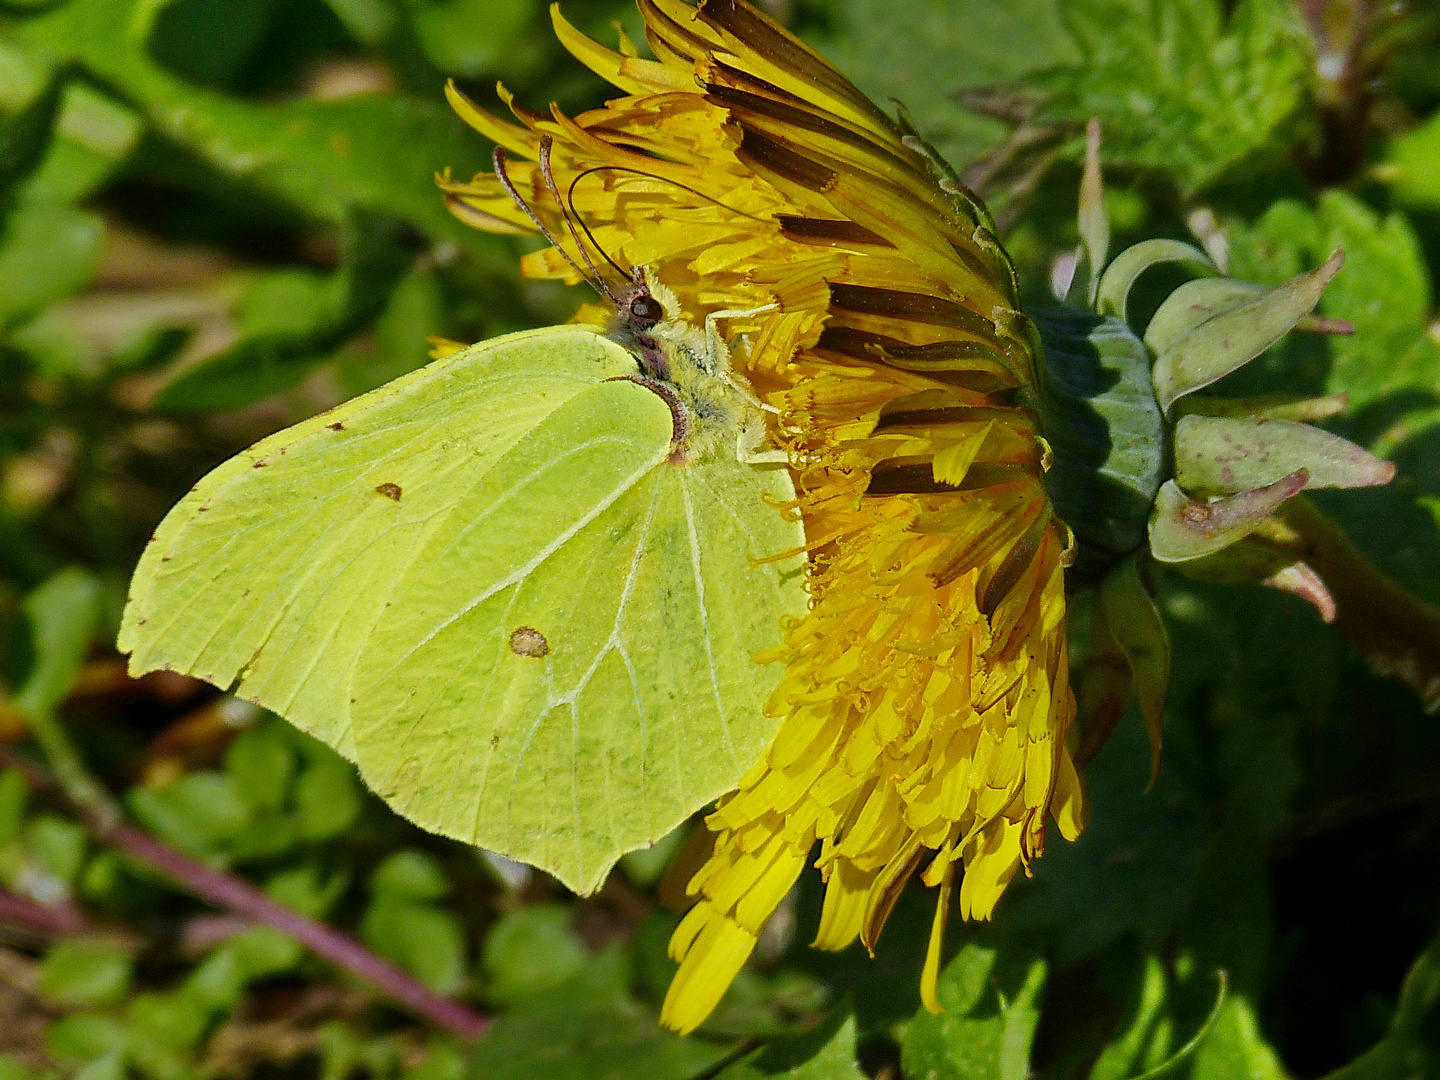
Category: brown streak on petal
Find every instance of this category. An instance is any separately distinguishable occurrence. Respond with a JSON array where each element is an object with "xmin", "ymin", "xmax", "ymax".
[
  {"xmin": 698, "ymin": 0, "xmax": 898, "ymax": 132},
  {"xmin": 860, "ymin": 833, "xmax": 925, "ymax": 952},
  {"xmin": 874, "ymin": 406, "xmax": 1033, "ymax": 432},
  {"xmin": 707, "ymin": 82, "xmax": 914, "ymax": 177},
  {"xmin": 777, "ymin": 215, "xmax": 893, "ymax": 248},
  {"xmin": 829, "ymin": 283, "xmax": 995, "ymax": 337},
  {"xmin": 980, "ymin": 509, "xmax": 1051, "ymax": 616},
  {"xmin": 867, "ymin": 461, "xmax": 1037, "ymax": 495},
  {"xmin": 736, "ymin": 128, "xmax": 836, "ymax": 191}
]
